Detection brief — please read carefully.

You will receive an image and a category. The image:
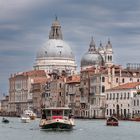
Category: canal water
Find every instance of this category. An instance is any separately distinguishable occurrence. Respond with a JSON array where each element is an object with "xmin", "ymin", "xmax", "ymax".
[{"xmin": 0, "ymin": 117, "xmax": 140, "ymax": 140}]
